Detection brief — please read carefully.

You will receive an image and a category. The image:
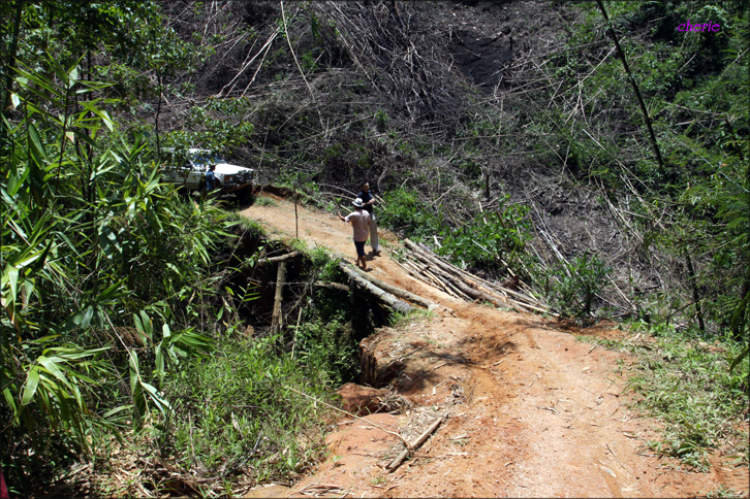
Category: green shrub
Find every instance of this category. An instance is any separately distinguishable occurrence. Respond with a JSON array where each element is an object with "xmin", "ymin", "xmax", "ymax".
[
  {"xmin": 547, "ymin": 251, "xmax": 611, "ymax": 319},
  {"xmin": 436, "ymin": 197, "xmax": 531, "ymax": 271},
  {"xmin": 377, "ymin": 188, "xmax": 442, "ymax": 239},
  {"xmin": 294, "ymin": 313, "xmax": 360, "ymax": 386}
]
